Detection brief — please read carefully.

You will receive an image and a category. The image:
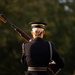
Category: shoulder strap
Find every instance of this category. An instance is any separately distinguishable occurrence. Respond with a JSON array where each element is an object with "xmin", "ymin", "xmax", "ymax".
[{"xmin": 48, "ymin": 41, "xmax": 52, "ymax": 62}]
